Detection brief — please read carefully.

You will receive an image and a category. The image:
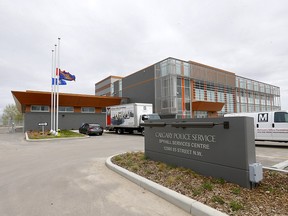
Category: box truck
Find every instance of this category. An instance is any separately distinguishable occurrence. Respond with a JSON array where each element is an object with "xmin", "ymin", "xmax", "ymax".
[
  {"xmin": 106, "ymin": 103, "xmax": 160, "ymax": 135},
  {"xmin": 224, "ymin": 111, "xmax": 288, "ymax": 142}
]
